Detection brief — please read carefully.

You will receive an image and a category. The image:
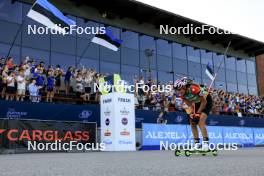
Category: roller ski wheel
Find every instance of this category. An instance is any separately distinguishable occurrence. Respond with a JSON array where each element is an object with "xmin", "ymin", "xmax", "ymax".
[
  {"xmin": 194, "ymin": 149, "xmax": 218, "ymax": 157},
  {"xmin": 184, "ymin": 150, "xmax": 191, "ymax": 157},
  {"xmin": 212, "ymin": 149, "xmax": 218, "ymax": 156},
  {"xmin": 175, "ymin": 150, "xmax": 181, "ymax": 157}
]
